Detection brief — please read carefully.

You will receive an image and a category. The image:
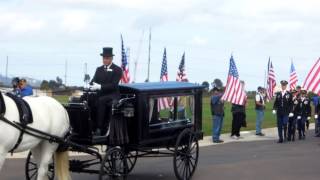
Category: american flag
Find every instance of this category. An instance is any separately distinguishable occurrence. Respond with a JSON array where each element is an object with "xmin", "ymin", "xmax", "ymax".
[
  {"xmin": 120, "ymin": 35, "xmax": 130, "ymax": 84},
  {"xmin": 302, "ymin": 58, "xmax": 320, "ymax": 95},
  {"xmin": 266, "ymin": 58, "xmax": 276, "ymax": 100},
  {"xmin": 176, "ymin": 52, "xmax": 188, "ymax": 82},
  {"xmin": 158, "ymin": 48, "xmax": 170, "ymax": 110},
  {"xmin": 289, "ymin": 61, "xmax": 298, "ymax": 90},
  {"xmin": 221, "ymin": 56, "xmax": 247, "ymax": 105}
]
